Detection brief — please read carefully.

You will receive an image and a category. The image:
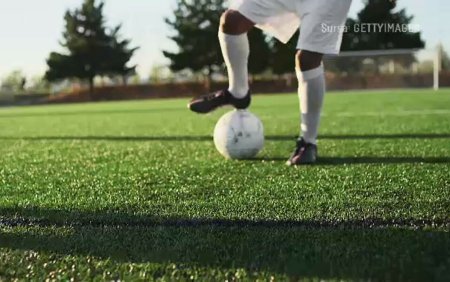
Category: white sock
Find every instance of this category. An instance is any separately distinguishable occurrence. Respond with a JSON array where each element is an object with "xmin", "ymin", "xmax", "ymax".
[
  {"xmin": 218, "ymin": 31, "xmax": 250, "ymax": 98},
  {"xmin": 296, "ymin": 65, "xmax": 326, "ymax": 145}
]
